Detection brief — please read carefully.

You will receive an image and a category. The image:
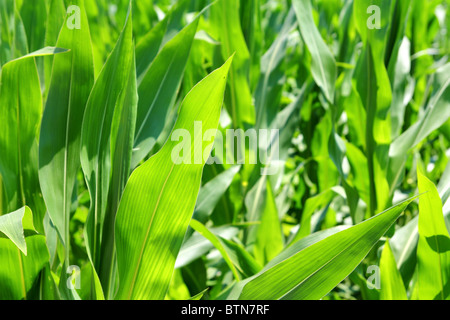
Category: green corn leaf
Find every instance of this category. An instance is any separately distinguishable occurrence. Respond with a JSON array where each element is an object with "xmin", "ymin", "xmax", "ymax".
[
  {"xmin": 190, "ymin": 219, "xmax": 242, "ymax": 281},
  {"xmin": 132, "ymin": 15, "xmax": 199, "ymax": 168},
  {"xmin": 438, "ymin": 162, "xmax": 450, "ymax": 204},
  {"xmin": 380, "ymin": 241, "xmax": 408, "ymax": 300},
  {"xmin": 389, "ymin": 172, "xmax": 450, "ymax": 288},
  {"xmin": 99, "ymin": 51, "xmax": 138, "ymax": 299},
  {"xmin": 114, "ymin": 56, "xmax": 233, "ymax": 300},
  {"xmin": 240, "ymin": 0, "xmax": 263, "ymax": 91},
  {"xmin": 188, "ymin": 288, "xmax": 209, "ymax": 300},
  {"xmin": 254, "ymin": 7, "xmax": 296, "ymax": 130},
  {"xmin": 230, "ymin": 197, "xmax": 416, "ymax": 300},
  {"xmin": 0, "ymin": 2, "xmax": 28, "ymax": 64},
  {"xmin": 0, "ymin": 176, "xmax": 4, "ymax": 215},
  {"xmin": 43, "ymin": 0, "xmax": 66, "ymax": 98},
  {"xmin": 193, "ymin": 165, "xmax": 241, "ymax": 224},
  {"xmin": 210, "ymin": 0, "xmax": 255, "ymax": 128},
  {"xmin": 0, "ymin": 47, "xmax": 66, "ymax": 233},
  {"xmin": 353, "ymin": 0, "xmax": 394, "ymax": 215},
  {"xmin": 221, "ymin": 226, "xmax": 348, "ymax": 299},
  {"xmin": 345, "ymin": 142, "xmax": 370, "ymax": 208},
  {"xmin": 19, "ymin": 0, "xmax": 46, "ymax": 53},
  {"xmin": 39, "ymin": 0, "xmax": 94, "ymax": 255},
  {"xmin": 290, "ymin": 188, "xmax": 337, "ymax": 243},
  {"xmin": 0, "ymin": 0, "xmax": 14, "ymax": 66},
  {"xmin": 389, "ymin": 217, "xmax": 419, "ymax": 287},
  {"xmin": 80, "ymin": 6, "xmax": 134, "ymax": 268},
  {"xmin": 190, "ymin": 219, "xmax": 261, "ymax": 280},
  {"xmin": 220, "ymin": 237, "xmax": 262, "ymax": 278},
  {"xmin": 274, "ymin": 226, "xmax": 349, "ymax": 270},
  {"xmin": 134, "ymin": 0, "xmax": 190, "ymax": 82},
  {"xmin": 135, "ymin": 16, "xmax": 168, "ymax": 83},
  {"xmin": 389, "ymin": 37, "xmax": 413, "ymax": 139},
  {"xmin": 176, "ymin": 225, "xmax": 240, "ymax": 269},
  {"xmin": 0, "ymin": 233, "xmax": 49, "ymax": 300},
  {"xmin": 0, "ymin": 206, "xmax": 35, "ymax": 255},
  {"xmin": 0, "ymin": 207, "xmax": 48, "ymax": 300},
  {"xmin": 11, "ymin": 9, "xmax": 28, "ymax": 61},
  {"xmin": 416, "ymin": 166, "xmax": 450, "ymax": 300},
  {"xmin": 292, "ymin": 0, "xmax": 336, "ymax": 103},
  {"xmin": 389, "ymin": 64, "xmax": 450, "ymax": 190},
  {"xmin": 254, "ymin": 179, "xmax": 283, "ymax": 266},
  {"xmin": 38, "ymin": 265, "xmax": 60, "ymax": 300}
]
